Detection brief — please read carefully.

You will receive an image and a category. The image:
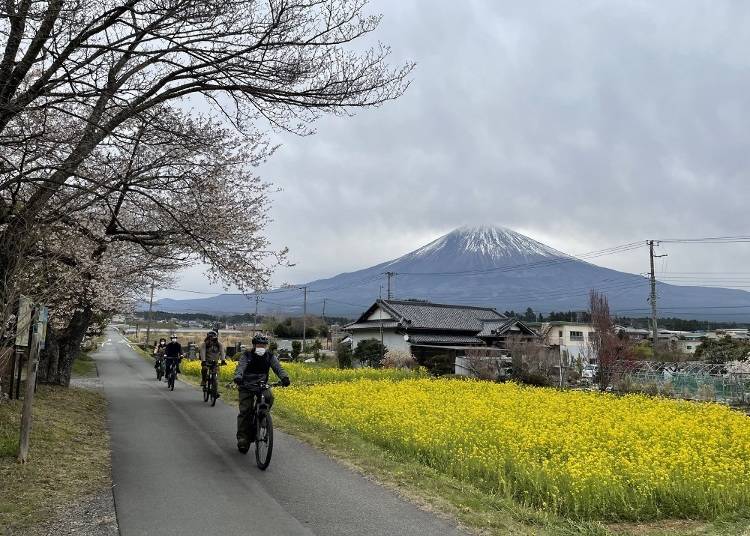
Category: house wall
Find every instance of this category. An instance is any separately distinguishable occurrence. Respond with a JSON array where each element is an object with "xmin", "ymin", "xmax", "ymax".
[
  {"xmin": 677, "ymin": 339, "xmax": 702, "ymax": 354},
  {"xmin": 349, "ymin": 329, "xmax": 410, "ymax": 354},
  {"xmin": 365, "ymin": 307, "xmax": 393, "ymax": 321},
  {"xmin": 542, "ymin": 323, "xmax": 597, "ymax": 362}
]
